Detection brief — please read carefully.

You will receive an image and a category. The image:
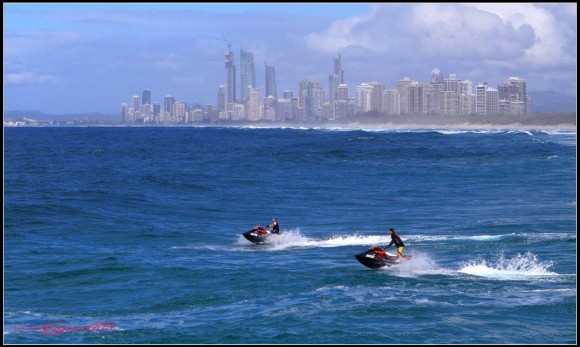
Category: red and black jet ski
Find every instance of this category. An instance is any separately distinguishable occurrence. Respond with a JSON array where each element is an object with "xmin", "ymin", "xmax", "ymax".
[
  {"xmin": 355, "ymin": 246, "xmax": 412, "ymax": 268},
  {"xmin": 242, "ymin": 226, "xmax": 270, "ymax": 244}
]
